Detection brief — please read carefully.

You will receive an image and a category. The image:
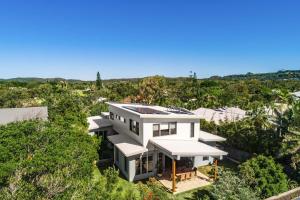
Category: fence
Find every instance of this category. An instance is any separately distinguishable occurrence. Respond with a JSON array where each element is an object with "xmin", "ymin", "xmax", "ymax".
[{"xmin": 265, "ymin": 187, "xmax": 300, "ymax": 200}]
